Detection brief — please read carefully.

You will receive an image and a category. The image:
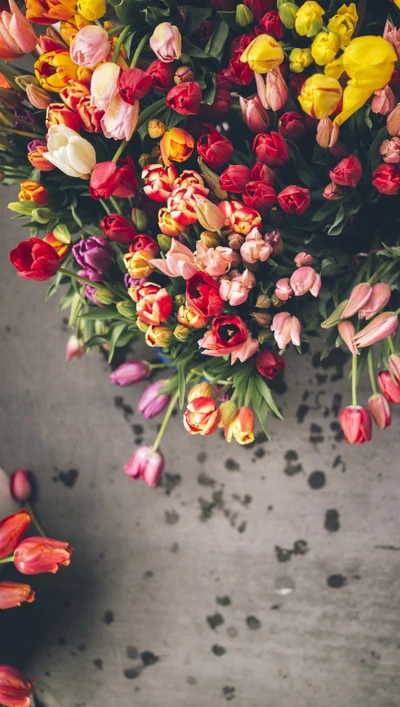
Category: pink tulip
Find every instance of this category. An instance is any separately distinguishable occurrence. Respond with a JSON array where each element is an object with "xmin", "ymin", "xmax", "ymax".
[
  {"xmin": 388, "ymin": 353, "xmax": 400, "ymax": 381},
  {"xmin": 0, "ymin": 0, "xmax": 37, "ymax": 59},
  {"xmin": 341, "ymin": 282, "xmax": 372, "ymax": 319},
  {"xmin": 338, "ymin": 320, "xmax": 358, "ymax": 356},
  {"xmin": 151, "ymin": 239, "xmax": 197, "ymax": 279},
  {"xmin": 387, "ymin": 104, "xmax": 400, "ymax": 138},
  {"xmin": 240, "ymin": 226, "xmax": 272, "ymax": 264},
  {"xmin": 255, "ymin": 68, "xmax": 288, "ymax": 112},
  {"xmin": 71, "ymin": 26, "xmax": 110, "ymax": 69},
  {"xmin": 358, "ymin": 282, "xmax": 391, "ymax": 319},
  {"xmin": 368, "ymin": 394, "xmax": 391, "ymax": 430},
  {"xmin": 316, "ymin": 118, "xmax": 339, "ymax": 148},
  {"xmin": 101, "ymin": 95, "xmax": 139, "ymax": 141},
  {"xmin": 124, "ymin": 446, "xmax": 164, "ymax": 486},
  {"xmin": 323, "ymin": 182, "xmax": 345, "ymax": 200},
  {"xmin": 371, "ymin": 86, "xmax": 396, "ymax": 115},
  {"xmin": 196, "ymin": 241, "xmax": 234, "ymax": 277},
  {"xmin": 275, "ymin": 278, "xmax": 293, "ymax": 301},
  {"xmin": 353, "ymin": 312, "xmax": 399, "ymax": 348},
  {"xmin": 271, "ymin": 312, "xmax": 301, "ymax": 349},
  {"xmin": 294, "ymin": 252, "xmax": 313, "ymax": 267},
  {"xmin": 66, "ymin": 334, "xmax": 85, "ymax": 362},
  {"xmin": 239, "ymin": 95, "xmax": 270, "ymax": 133},
  {"xmin": 0, "ymin": 581, "xmax": 35, "ymax": 609},
  {"xmin": 137, "ymin": 381, "xmax": 170, "ymax": 419},
  {"xmin": 219, "ymin": 269, "xmax": 256, "ymax": 306},
  {"xmin": 0, "ymin": 665, "xmax": 34, "ymax": 707},
  {"xmin": 9, "ymin": 470, "xmax": 33, "ymax": 502},
  {"xmin": 289, "ymin": 266, "xmax": 321, "ymax": 297},
  {"xmin": 149, "ymin": 22, "xmax": 181, "ymax": 63},
  {"xmin": 14, "ymin": 537, "xmax": 72, "ymax": 575},
  {"xmin": 339, "ymin": 406, "xmax": 372, "ymax": 444},
  {"xmin": 380, "ymin": 137, "xmax": 400, "ymax": 164},
  {"xmin": 383, "ymin": 19, "xmax": 400, "ymax": 60},
  {"xmin": 26, "ymin": 83, "xmax": 51, "ymax": 109},
  {"xmin": 378, "ymin": 371, "xmax": 400, "ymax": 404},
  {"xmin": 110, "ymin": 360, "xmax": 150, "ymax": 386}
]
